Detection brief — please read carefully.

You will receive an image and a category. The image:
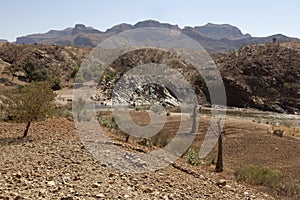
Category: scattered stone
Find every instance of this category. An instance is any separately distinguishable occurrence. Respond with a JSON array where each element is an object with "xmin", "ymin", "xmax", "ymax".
[
  {"xmin": 60, "ymin": 197, "xmax": 73, "ymax": 200},
  {"xmin": 92, "ymin": 182, "xmax": 101, "ymax": 188},
  {"xmin": 15, "ymin": 172, "xmax": 22, "ymax": 179},
  {"xmin": 244, "ymin": 191, "xmax": 249, "ymax": 196},
  {"xmin": 216, "ymin": 179, "xmax": 227, "ymax": 187},
  {"xmin": 273, "ymin": 129, "xmax": 284, "ymax": 137},
  {"xmin": 143, "ymin": 187, "xmax": 154, "ymax": 193},
  {"xmin": 47, "ymin": 180, "xmax": 56, "ymax": 187},
  {"xmin": 95, "ymin": 193, "xmax": 105, "ymax": 198}
]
